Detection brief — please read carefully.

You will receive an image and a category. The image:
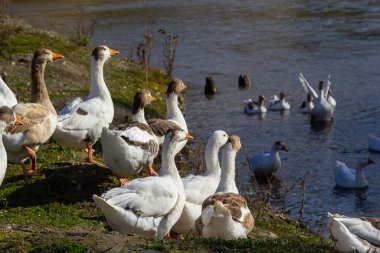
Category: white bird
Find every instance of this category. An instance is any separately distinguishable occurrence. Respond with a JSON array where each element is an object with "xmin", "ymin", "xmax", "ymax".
[
  {"xmin": 328, "ymin": 213, "xmax": 380, "ymax": 253},
  {"xmin": 148, "ymin": 78, "xmax": 188, "ymax": 147},
  {"xmin": 101, "ymin": 89, "xmax": 158, "ymax": 185},
  {"xmin": 172, "ymin": 130, "xmax": 229, "ymax": 235},
  {"xmin": 298, "ymin": 73, "xmax": 334, "ymax": 123},
  {"xmin": 268, "ymin": 92, "xmax": 290, "ymax": 111},
  {"xmin": 195, "ymin": 135, "xmax": 254, "ymax": 240},
  {"xmin": 53, "ymin": 45, "xmax": 119, "ymax": 166},
  {"xmin": 244, "ymin": 95, "xmax": 267, "ymax": 114},
  {"xmin": 247, "ymin": 141, "xmax": 288, "ymax": 176},
  {"xmin": 334, "ymin": 158, "xmax": 375, "ymax": 188},
  {"xmin": 298, "ymin": 93, "xmax": 314, "ymax": 113},
  {"xmin": 0, "ymin": 107, "xmax": 23, "ymax": 185},
  {"xmin": 368, "ymin": 134, "xmax": 380, "ymax": 152},
  {"xmin": 326, "ymin": 74, "xmax": 336, "ymax": 108},
  {"xmin": 0, "ymin": 75, "xmax": 17, "ymax": 108},
  {"xmin": 3, "ymin": 49, "xmax": 64, "ymax": 176},
  {"xmin": 93, "ymin": 129, "xmax": 192, "ymax": 239}
]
